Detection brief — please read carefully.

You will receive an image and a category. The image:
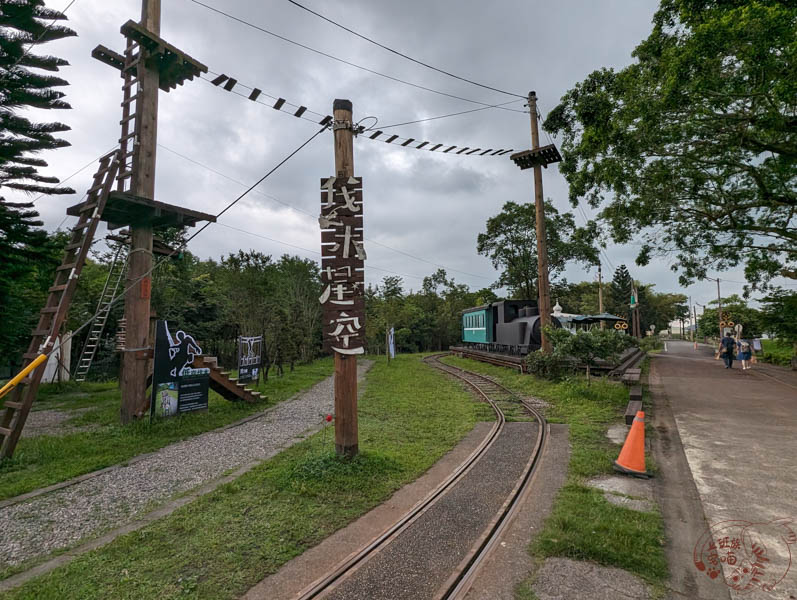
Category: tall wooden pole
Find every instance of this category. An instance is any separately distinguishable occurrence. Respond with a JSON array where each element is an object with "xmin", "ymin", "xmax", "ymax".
[
  {"xmin": 121, "ymin": 0, "xmax": 160, "ymax": 423},
  {"xmin": 332, "ymin": 99, "xmax": 358, "ymax": 458},
  {"xmin": 527, "ymin": 92, "xmax": 552, "ymax": 353}
]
